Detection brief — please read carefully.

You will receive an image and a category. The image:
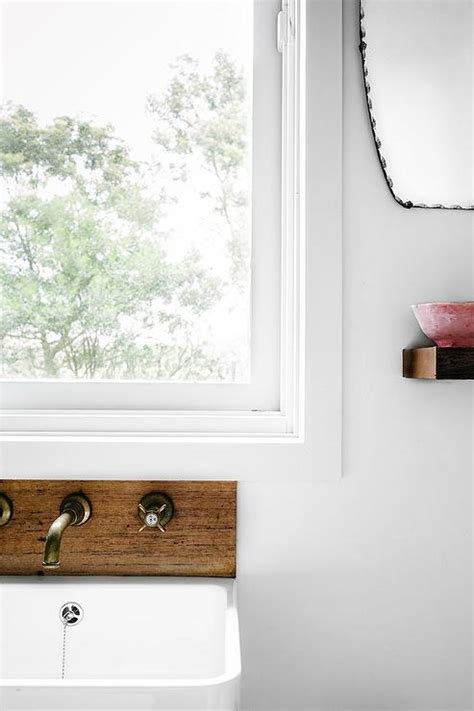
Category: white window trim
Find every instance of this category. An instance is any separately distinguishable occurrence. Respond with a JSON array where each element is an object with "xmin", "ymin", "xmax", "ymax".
[{"xmin": 0, "ymin": 0, "xmax": 342, "ymax": 481}]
